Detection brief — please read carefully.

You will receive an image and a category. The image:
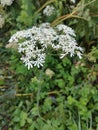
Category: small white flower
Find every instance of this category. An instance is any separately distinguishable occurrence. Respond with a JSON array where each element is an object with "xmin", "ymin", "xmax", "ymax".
[
  {"xmin": 0, "ymin": 0, "xmax": 14, "ymax": 6},
  {"xmin": 33, "ymin": 53, "xmax": 46, "ymax": 68},
  {"xmin": 21, "ymin": 57, "xmax": 33, "ymax": 70},
  {"xmin": 43, "ymin": 5, "xmax": 55, "ymax": 16},
  {"xmin": 76, "ymin": 51, "xmax": 82, "ymax": 59},
  {"xmin": 56, "ymin": 24, "xmax": 76, "ymax": 37},
  {"xmin": 60, "ymin": 54, "xmax": 66, "ymax": 59}
]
